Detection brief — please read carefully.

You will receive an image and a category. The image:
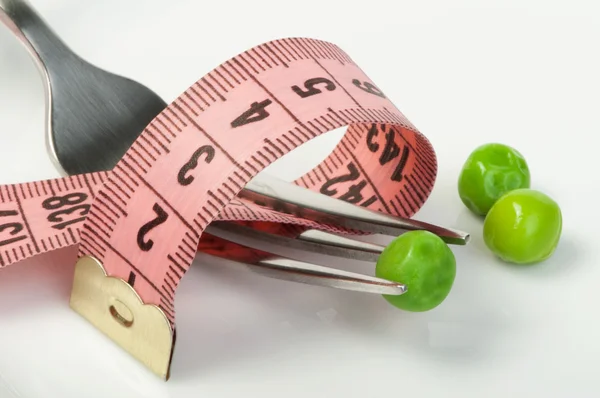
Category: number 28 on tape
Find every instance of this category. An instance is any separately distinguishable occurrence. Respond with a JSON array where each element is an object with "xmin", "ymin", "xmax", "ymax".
[{"xmin": 0, "ymin": 38, "xmax": 438, "ymax": 379}]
